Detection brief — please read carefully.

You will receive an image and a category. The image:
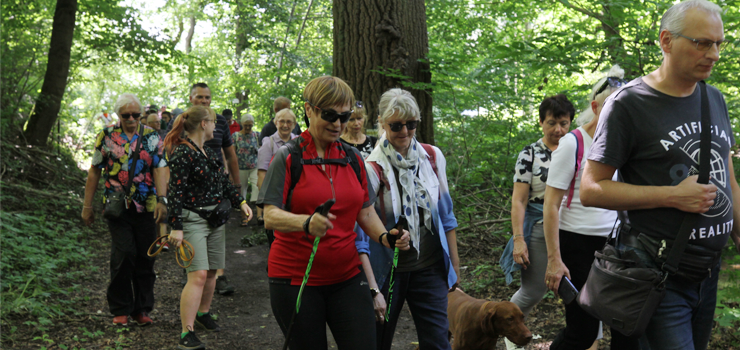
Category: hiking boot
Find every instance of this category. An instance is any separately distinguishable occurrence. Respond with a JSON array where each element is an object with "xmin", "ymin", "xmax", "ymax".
[
  {"xmin": 215, "ymin": 275, "xmax": 235, "ymax": 295},
  {"xmin": 178, "ymin": 331, "xmax": 206, "ymax": 350},
  {"xmin": 132, "ymin": 312, "xmax": 152, "ymax": 326},
  {"xmin": 195, "ymin": 312, "xmax": 221, "ymax": 332},
  {"xmin": 112, "ymin": 315, "xmax": 128, "ymax": 326}
]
